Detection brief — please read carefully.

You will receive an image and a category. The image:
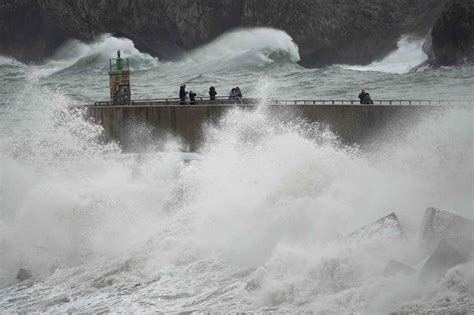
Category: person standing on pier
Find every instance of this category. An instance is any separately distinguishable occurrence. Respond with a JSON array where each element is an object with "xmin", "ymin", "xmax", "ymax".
[
  {"xmin": 229, "ymin": 88, "xmax": 236, "ymax": 102},
  {"xmin": 179, "ymin": 84, "xmax": 186, "ymax": 105},
  {"xmin": 358, "ymin": 89, "xmax": 373, "ymax": 104},
  {"xmin": 189, "ymin": 90, "xmax": 197, "ymax": 105},
  {"xmin": 235, "ymin": 87, "xmax": 242, "ymax": 102},
  {"xmin": 209, "ymin": 86, "xmax": 217, "ymax": 100}
]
